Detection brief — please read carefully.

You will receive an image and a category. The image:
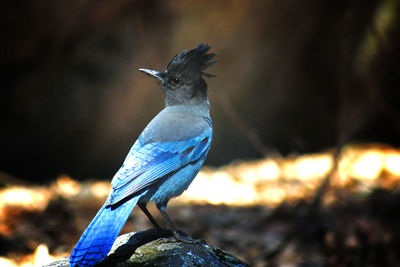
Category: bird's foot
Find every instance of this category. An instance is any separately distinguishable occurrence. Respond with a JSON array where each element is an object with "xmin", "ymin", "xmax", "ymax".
[{"xmin": 172, "ymin": 230, "xmax": 204, "ymax": 244}]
